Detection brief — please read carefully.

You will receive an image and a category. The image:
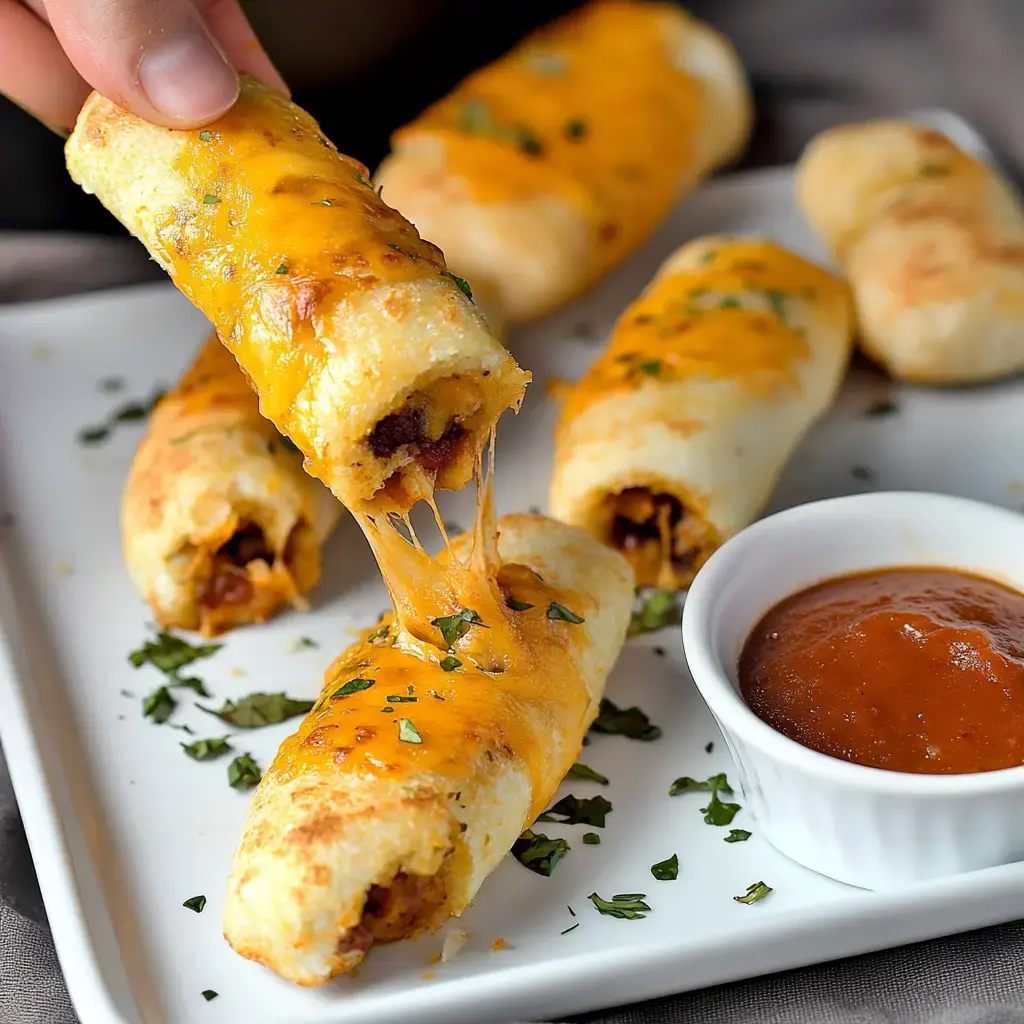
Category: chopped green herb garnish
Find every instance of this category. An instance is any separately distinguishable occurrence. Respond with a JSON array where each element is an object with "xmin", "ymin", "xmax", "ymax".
[
  {"xmin": 228, "ymin": 753, "xmax": 261, "ymax": 788},
  {"xmin": 565, "ymin": 762, "xmax": 609, "ymax": 785},
  {"xmin": 511, "ymin": 828, "xmax": 570, "ymax": 876},
  {"xmin": 561, "ymin": 922, "xmax": 580, "ymax": 935},
  {"xmin": 130, "ymin": 631, "xmax": 221, "ymax": 675},
  {"xmin": 312, "ymin": 198, "xmax": 333, "ymax": 206},
  {"xmin": 588, "ymin": 892, "xmax": 650, "ymax": 920},
  {"xmin": 331, "ymin": 677, "xmax": 375, "ymax": 699},
  {"xmin": 171, "ymin": 675, "xmax": 210, "ymax": 697},
  {"xmin": 719, "ymin": 296, "xmax": 742, "ymax": 310},
  {"xmin": 506, "ymin": 597, "xmax": 535, "ymax": 611},
  {"xmin": 398, "ymin": 718, "xmax": 422, "ymax": 743},
  {"xmin": 354, "ymin": 172, "xmax": 374, "ymax": 189},
  {"xmin": 181, "ymin": 736, "xmax": 232, "ymax": 761},
  {"xmin": 698, "ymin": 250, "xmax": 717, "ymax": 265},
  {"xmin": 386, "ymin": 694, "xmax": 417, "ymax": 703},
  {"xmin": 289, "ymin": 636, "xmax": 319, "ymax": 652},
  {"xmin": 705, "ymin": 741, "xmax": 714, "ymax": 753},
  {"xmin": 98, "ymin": 376, "xmax": 125, "ymax": 393},
  {"xmin": 439, "ymin": 656, "xmax": 462, "ymax": 671},
  {"xmin": 725, "ymin": 829, "xmax": 752, "ymax": 843},
  {"xmin": 142, "ymin": 686, "xmax": 176, "ymax": 724},
  {"xmin": 668, "ymin": 772, "xmax": 733, "ymax": 796},
  {"xmin": 765, "ymin": 290, "xmax": 787, "ymax": 320},
  {"xmin": 628, "ymin": 589, "xmax": 681, "ymax": 637},
  {"xmin": 650, "ymin": 854, "xmax": 679, "ymax": 881},
  {"xmin": 636, "ymin": 360, "xmax": 662, "ymax": 377},
  {"xmin": 441, "ymin": 270, "xmax": 474, "ymax": 300},
  {"xmin": 918, "ymin": 162, "xmax": 950, "ymax": 178},
  {"xmin": 851, "ymin": 464, "xmax": 876, "ymax": 483},
  {"xmin": 201, "ymin": 990, "xmax": 218, "ymax": 1002},
  {"xmin": 275, "ymin": 263, "xmax": 288, "ymax": 274},
  {"xmin": 865, "ymin": 399, "xmax": 899, "ymax": 418},
  {"xmin": 202, "ymin": 194, "xmax": 221, "ymax": 205},
  {"xmin": 199, "ymin": 692, "xmax": 314, "ymax": 728},
  {"xmin": 198, "ymin": 131, "xmax": 212, "ymax": 142},
  {"xmin": 537, "ymin": 793, "xmax": 612, "ymax": 828},
  {"xmin": 582, "ymin": 832, "xmax": 601, "ymax": 845},
  {"xmin": 734, "ymin": 880, "xmax": 772, "ymax": 904},
  {"xmin": 183, "ymin": 895, "xmax": 206, "ymax": 913},
  {"xmin": 700, "ymin": 790, "xmax": 741, "ymax": 826},
  {"xmin": 590, "ymin": 698, "xmax": 661, "ymax": 741},
  {"xmin": 431, "ymin": 608, "xmax": 486, "ymax": 648},
  {"xmin": 564, "ymin": 117, "xmax": 587, "ymax": 141},
  {"xmin": 77, "ymin": 424, "xmax": 111, "ymax": 444},
  {"xmin": 386, "ymin": 242, "xmax": 418, "ymax": 259},
  {"xmin": 546, "ymin": 601, "xmax": 585, "ymax": 623}
]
